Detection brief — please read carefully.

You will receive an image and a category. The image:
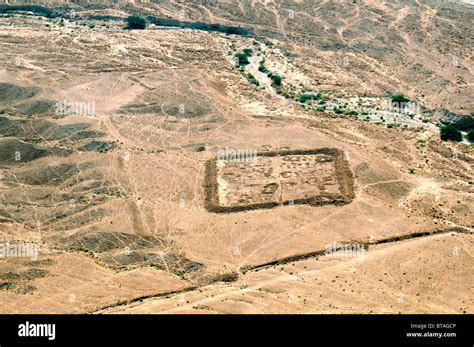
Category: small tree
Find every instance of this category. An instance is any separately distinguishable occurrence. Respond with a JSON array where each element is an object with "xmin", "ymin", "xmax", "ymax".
[
  {"xmin": 334, "ymin": 107, "xmax": 344, "ymax": 114},
  {"xmin": 299, "ymin": 93, "xmax": 321, "ymax": 103},
  {"xmin": 246, "ymin": 73, "xmax": 259, "ymax": 86},
  {"xmin": 391, "ymin": 94, "xmax": 409, "ymax": 103},
  {"xmin": 235, "ymin": 52, "xmax": 249, "ymax": 65},
  {"xmin": 440, "ymin": 125, "xmax": 462, "ymax": 142},
  {"xmin": 125, "ymin": 16, "xmax": 146, "ymax": 30},
  {"xmin": 271, "ymin": 74, "xmax": 282, "ymax": 86},
  {"xmin": 242, "ymin": 48, "xmax": 253, "ymax": 56},
  {"xmin": 466, "ymin": 129, "xmax": 474, "ymax": 142}
]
